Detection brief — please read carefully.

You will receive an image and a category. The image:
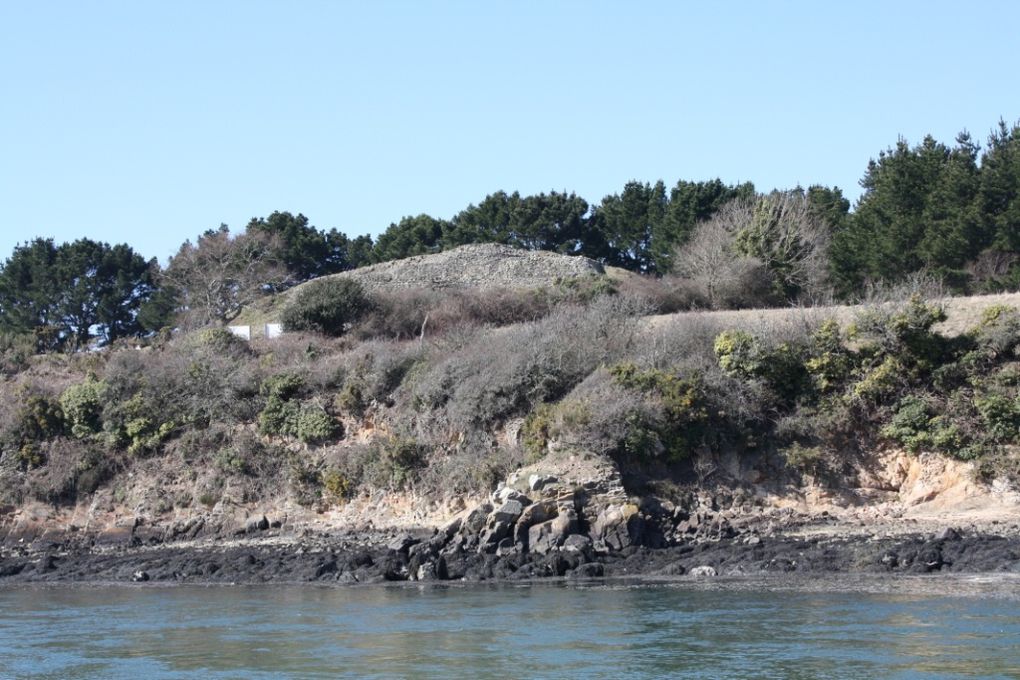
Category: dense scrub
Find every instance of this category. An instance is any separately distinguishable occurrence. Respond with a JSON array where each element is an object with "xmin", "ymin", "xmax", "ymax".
[{"xmin": 2, "ymin": 278, "xmax": 1019, "ymax": 511}]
